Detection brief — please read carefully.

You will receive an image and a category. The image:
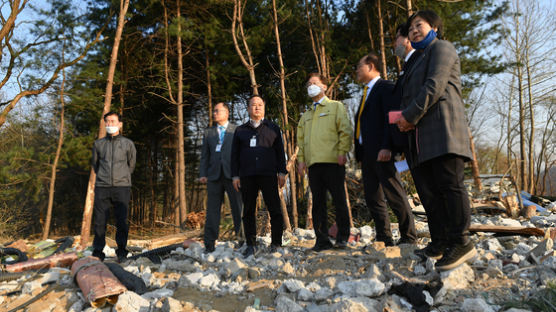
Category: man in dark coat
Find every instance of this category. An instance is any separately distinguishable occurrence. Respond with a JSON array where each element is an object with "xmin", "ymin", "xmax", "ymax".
[
  {"xmin": 231, "ymin": 95, "xmax": 287, "ymax": 258},
  {"xmin": 199, "ymin": 102, "xmax": 243, "ymax": 253},
  {"xmin": 354, "ymin": 52, "xmax": 416, "ymax": 247}
]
